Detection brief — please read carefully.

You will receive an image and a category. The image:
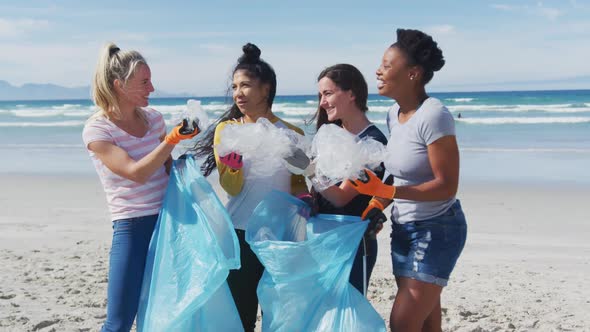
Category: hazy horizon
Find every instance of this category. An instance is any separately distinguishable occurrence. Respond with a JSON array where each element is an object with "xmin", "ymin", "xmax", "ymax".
[{"xmin": 1, "ymin": 79, "xmax": 589, "ymax": 102}]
